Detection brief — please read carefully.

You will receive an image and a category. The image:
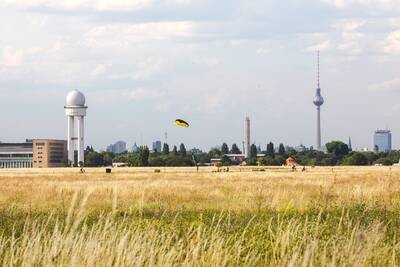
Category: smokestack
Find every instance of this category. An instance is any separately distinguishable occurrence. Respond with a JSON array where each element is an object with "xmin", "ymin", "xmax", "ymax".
[{"xmin": 244, "ymin": 117, "xmax": 250, "ymax": 158}]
